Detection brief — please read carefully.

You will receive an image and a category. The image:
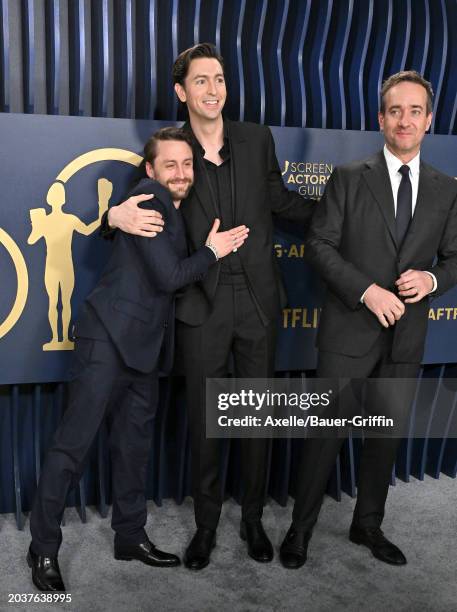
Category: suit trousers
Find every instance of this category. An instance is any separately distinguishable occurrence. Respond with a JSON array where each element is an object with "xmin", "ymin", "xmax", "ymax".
[
  {"xmin": 177, "ymin": 279, "xmax": 277, "ymax": 530},
  {"xmin": 30, "ymin": 335, "xmax": 158, "ymax": 557},
  {"xmin": 292, "ymin": 328, "xmax": 420, "ymax": 532}
]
